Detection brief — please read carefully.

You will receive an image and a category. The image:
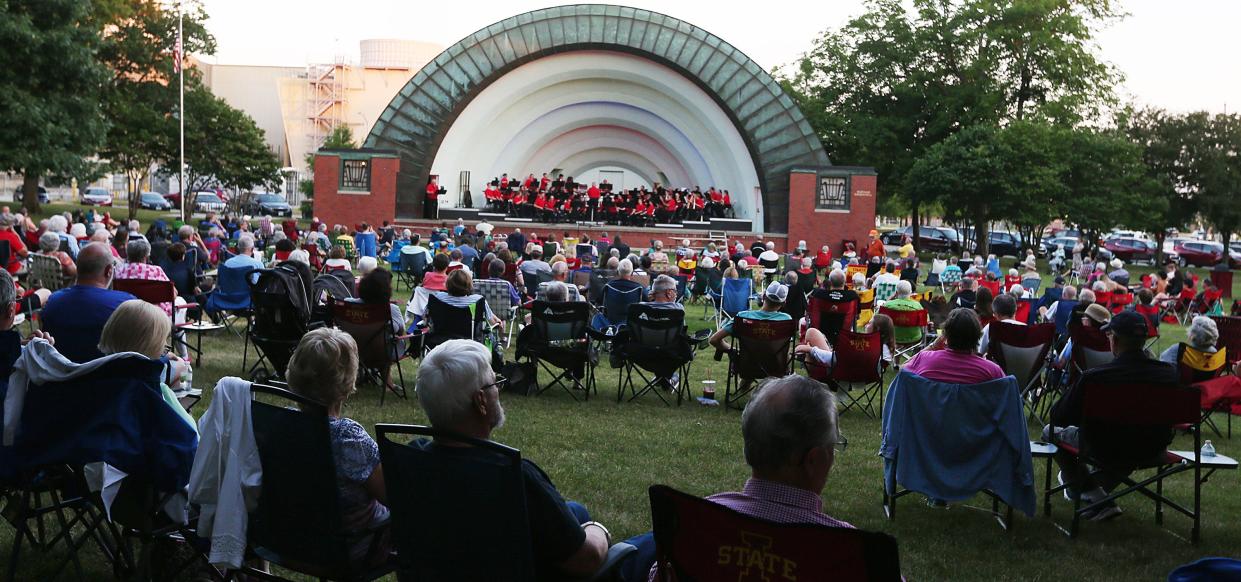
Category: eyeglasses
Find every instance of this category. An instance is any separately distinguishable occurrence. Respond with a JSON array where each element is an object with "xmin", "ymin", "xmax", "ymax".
[
  {"xmin": 829, "ymin": 432, "xmax": 849, "ymax": 453},
  {"xmin": 481, "ymin": 375, "xmax": 507, "ymax": 392}
]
